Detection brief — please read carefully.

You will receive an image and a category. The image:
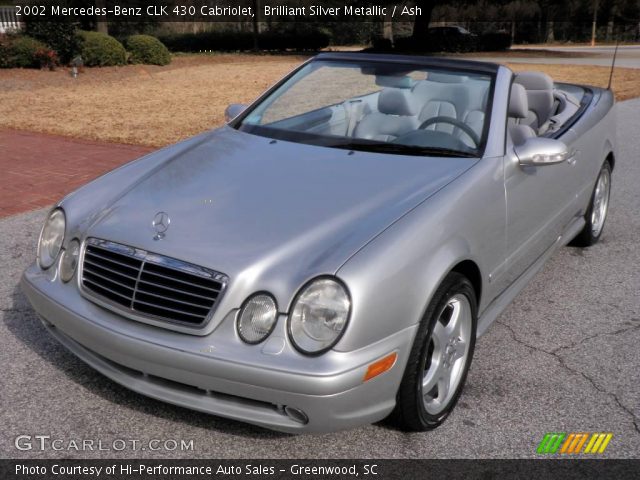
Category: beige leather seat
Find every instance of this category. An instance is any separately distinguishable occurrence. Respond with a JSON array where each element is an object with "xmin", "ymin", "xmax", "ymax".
[
  {"xmin": 509, "ymin": 83, "xmax": 536, "ymax": 146},
  {"xmin": 514, "ymin": 71, "xmax": 555, "ymax": 134},
  {"xmin": 353, "ymin": 88, "xmax": 419, "ymax": 142}
]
